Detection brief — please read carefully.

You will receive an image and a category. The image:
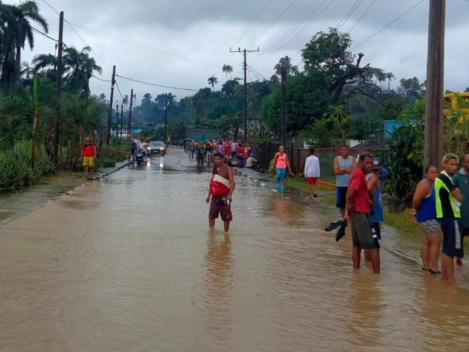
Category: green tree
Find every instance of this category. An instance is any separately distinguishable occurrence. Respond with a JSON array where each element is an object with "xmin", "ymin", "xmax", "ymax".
[
  {"xmin": 208, "ymin": 75, "xmax": 218, "ymax": 90},
  {"xmin": 62, "ymin": 46, "xmax": 102, "ymax": 96},
  {"xmin": 222, "ymin": 64, "xmax": 233, "ymax": 80},
  {"xmin": 274, "ymin": 56, "xmax": 298, "ymax": 76}
]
